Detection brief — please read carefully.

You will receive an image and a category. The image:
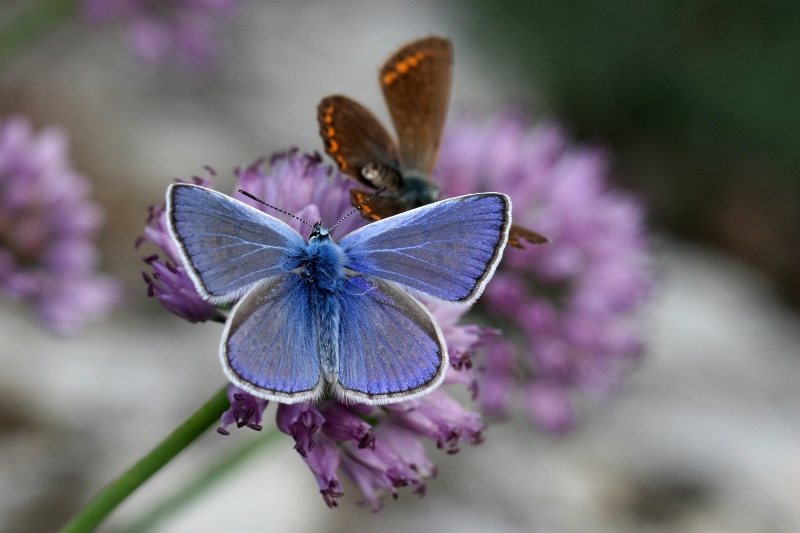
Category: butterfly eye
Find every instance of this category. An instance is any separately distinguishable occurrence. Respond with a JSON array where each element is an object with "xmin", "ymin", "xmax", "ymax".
[{"xmin": 309, "ymin": 222, "xmax": 330, "ymax": 242}]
